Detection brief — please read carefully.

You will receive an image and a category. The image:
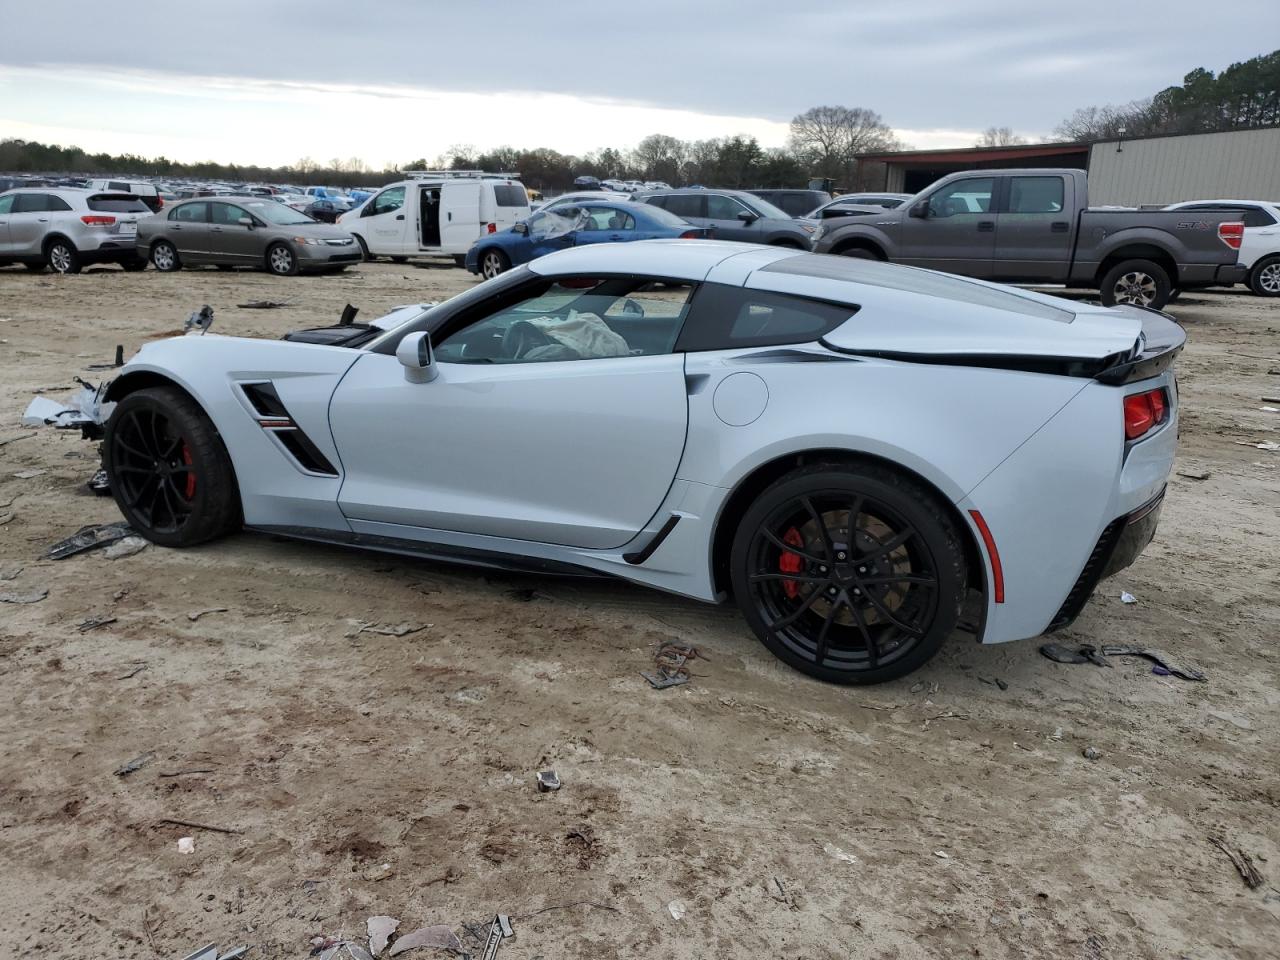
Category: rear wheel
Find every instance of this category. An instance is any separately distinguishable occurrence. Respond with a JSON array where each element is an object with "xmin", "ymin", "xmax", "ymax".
[
  {"xmin": 46, "ymin": 239, "xmax": 81, "ymax": 274},
  {"xmin": 266, "ymin": 243, "xmax": 298, "ymax": 276},
  {"xmin": 838, "ymin": 246, "xmax": 880, "ymax": 261},
  {"xmin": 1249, "ymin": 255, "xmax": 1280, "ymax": 297},
  {"xmin": 151, "ymin": 240, "xmax": 181, "ymax": 272},
  {"xmin": 480, "ymin": 248, "xmax": 510, "ymax": 279},
  {"xmin": 730, "ymin": 463, "xmax": 966, "ymax": 684},
  {"xmin": 390, "ymin": 255, "xmax": 408, "ymax": 264},
  {"xmin": 1099, "ymin": 259, "xmax": 1171, "ymax": 309},
  {"xmin": 103, "ymin": 387, "xmax": 240, "ymax": 548}
]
